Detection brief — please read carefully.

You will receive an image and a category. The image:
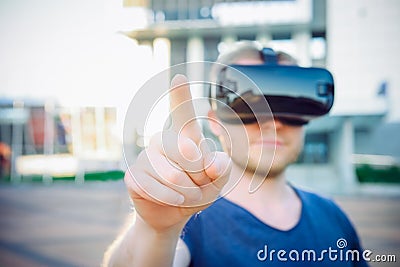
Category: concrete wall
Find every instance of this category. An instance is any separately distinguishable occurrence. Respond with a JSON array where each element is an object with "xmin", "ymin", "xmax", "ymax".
[{"xmin": 326, "ymin": 0, "xmax": 400, "ymax": 121}]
